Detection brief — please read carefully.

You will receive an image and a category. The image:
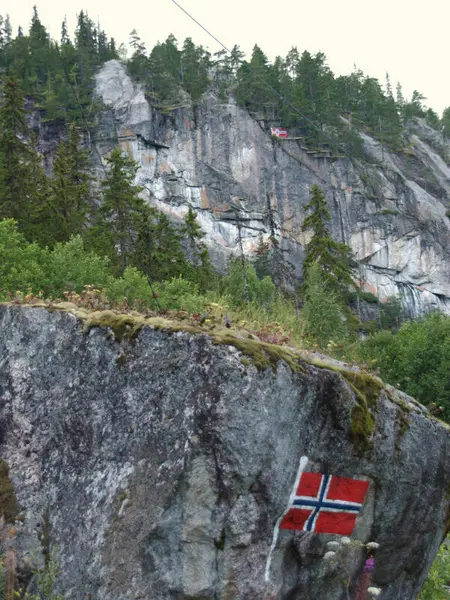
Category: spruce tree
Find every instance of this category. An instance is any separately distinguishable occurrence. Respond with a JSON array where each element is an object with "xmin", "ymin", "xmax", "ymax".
[
  {"xmin": 302, "ymin": 261, "xmax": 348, "ymax": 347},
  {"xmin": 182, "ymin": 206, "xmax": 215, "ymax": 290},
  {"xmin": 301, "ymin": 185, "xmax": 354, "ymax": 300},
  {"xmin": 45, "ymin": 124, "xmax": 92, "ymax": 244},
  {"xmin": 132, "ymin": 206, "xmax": 188, "ymax": 282},
  {"xmin": 180, "ymin": 38, "xmax": 210, "ymax": 103},
  {"xmin": 0, "ymin": 75, "xmax": 34, "ymax": 233},
  {"xmin": 92, "ymin": 147, "xmax": 144, "ymax": 273},
  {"xmin": 27, "ymin": 132, "xmax": 52, "ymax": 245}
]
